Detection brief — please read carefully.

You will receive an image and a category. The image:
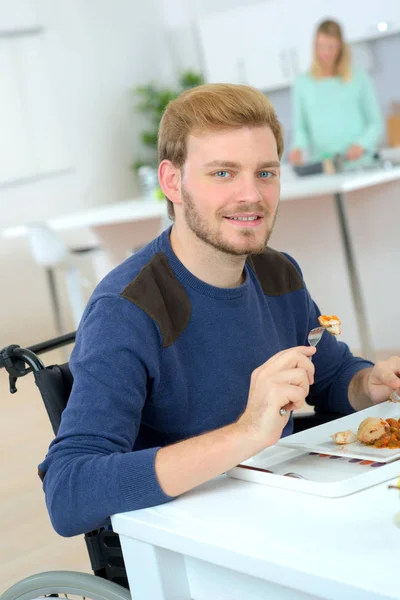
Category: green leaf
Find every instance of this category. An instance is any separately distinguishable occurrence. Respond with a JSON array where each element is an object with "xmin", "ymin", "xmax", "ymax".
[{"xmin": 132, "ymin": 70, "xmax": 204, "ymax": 168}]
